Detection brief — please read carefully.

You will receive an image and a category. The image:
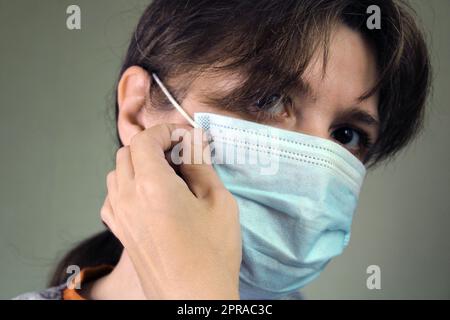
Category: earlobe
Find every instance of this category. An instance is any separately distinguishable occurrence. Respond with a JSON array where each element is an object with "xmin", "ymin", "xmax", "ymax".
[{"xmin": 117, "ymin": 66, "xmax": 151, "ymax": 146}]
